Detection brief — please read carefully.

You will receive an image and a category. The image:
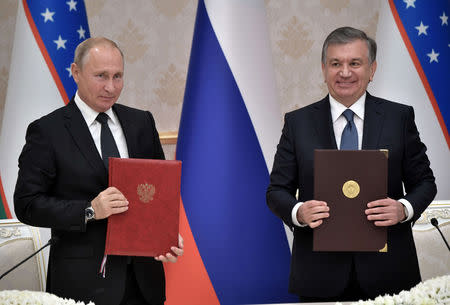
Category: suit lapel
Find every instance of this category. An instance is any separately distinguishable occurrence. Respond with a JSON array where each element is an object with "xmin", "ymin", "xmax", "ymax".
[
  {"xmin": 63, "ymin": 100, "xmax": 107, "ymax": 178},
  {"xmin": 362, "ymin": 93, "xmax": 385, "ymax": 149},
  {"xmin": 112, "ymin": 104, "xmax": 136, "ymax": 158},
  {"xmin": 313, "ymin": 96, "xmax": 338, "ymax": 149}
]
